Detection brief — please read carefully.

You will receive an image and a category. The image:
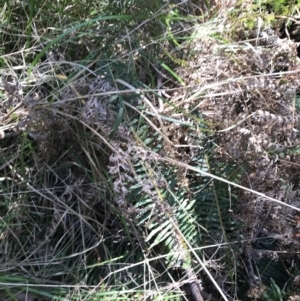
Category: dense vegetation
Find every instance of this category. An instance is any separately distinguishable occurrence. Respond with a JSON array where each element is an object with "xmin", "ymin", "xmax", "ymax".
[{"xmin": 1, "ymin": 0, "xmax": 300, "ymax": 300}]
